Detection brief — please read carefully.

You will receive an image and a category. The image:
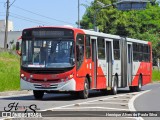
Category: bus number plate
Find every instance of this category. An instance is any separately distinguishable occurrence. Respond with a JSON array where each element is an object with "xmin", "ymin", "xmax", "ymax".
[{"xmin": 41, "ymin": 83, "xmax": 51, "ymax": 88}]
